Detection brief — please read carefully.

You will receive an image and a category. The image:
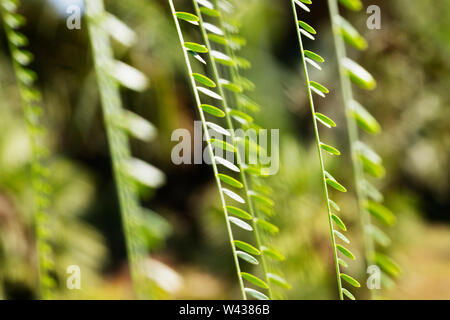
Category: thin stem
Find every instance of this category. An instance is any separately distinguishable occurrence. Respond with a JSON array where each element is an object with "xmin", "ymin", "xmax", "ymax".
[
  {"xmin": 168, "ymin": 0, "xmax": 246, "ymax": 299},
  {"xmin": 326, "ymin": 0, "xmax": 375, "ymax": 298},
  {"xmin": 291, "ymin": 0, "xmax": 343, "ymax": 300},
  {"xmin": 1, "ymin": 0, "xmax": 55, "ymax": 299},
  {"xmin": 85, "ymin": 0, "xmax": 146, "ymax": 299},
  {"xmin": 194, "ymin": 0, "xmax": 273, "ymax": 299}
]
